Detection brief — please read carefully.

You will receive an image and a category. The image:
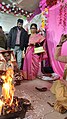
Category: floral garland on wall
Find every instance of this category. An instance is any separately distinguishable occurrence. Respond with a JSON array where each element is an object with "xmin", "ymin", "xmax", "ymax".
[
  {"xmin": 39, "ymin": 0, "xmax": 61, "ymax": 10},
  {"xmin": 39, "ymin": 0, "xmax": 49, "ymax": 31},
  {"xmin": 46, "ymin": 0, "xmax": 58, "ymax": 7},
  {"xmin": 41, "ymin": 8, "xmax": 49, "ymax": 31},
  {"xmin": 0, "ymin": 2, "xmax": 32, "ymax": 18},
  {"xmin": 39, "ymin": 0, "xmax": 59, "ymax": 31},
  {"xmin": 59, "ymin": 1, "xmax": 67, "ymax": 31},
  {"xmin": 39, "ymin": 0, "xmax": 67, "ymax": 31}
]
